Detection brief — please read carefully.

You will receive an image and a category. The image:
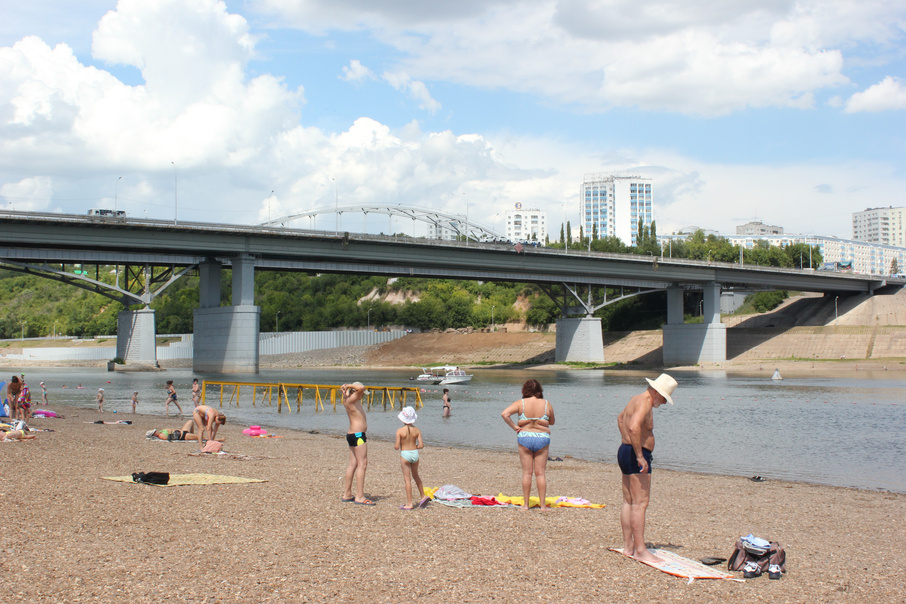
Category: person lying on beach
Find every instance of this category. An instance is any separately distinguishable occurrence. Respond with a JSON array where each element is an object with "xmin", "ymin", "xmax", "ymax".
[
  {"xmin": 146, "ymin": 420, "xmax": 224, "ymax": 442},
  {"xmin": 192, "ymin": 405, "xmax": 226, "ymax": 451},
  {"xmin": 394, "ymin": 406, "xmax": 428, "ymax": 510},
  {"xmin": 2, "ymin": 429, "xmax": 37, "ymax": 442}
]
